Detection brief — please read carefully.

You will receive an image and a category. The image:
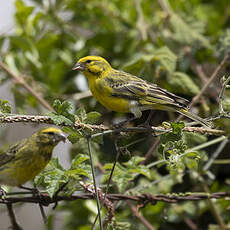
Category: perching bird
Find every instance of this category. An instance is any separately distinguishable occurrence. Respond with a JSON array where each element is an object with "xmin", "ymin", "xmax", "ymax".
[
  {"xmin": 72, "ymin": 56, "xmax": 210, "ymax": 127},
  {"xmin": 0, "ymin": 127, "xmax": 66, "ymax": 186}
]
